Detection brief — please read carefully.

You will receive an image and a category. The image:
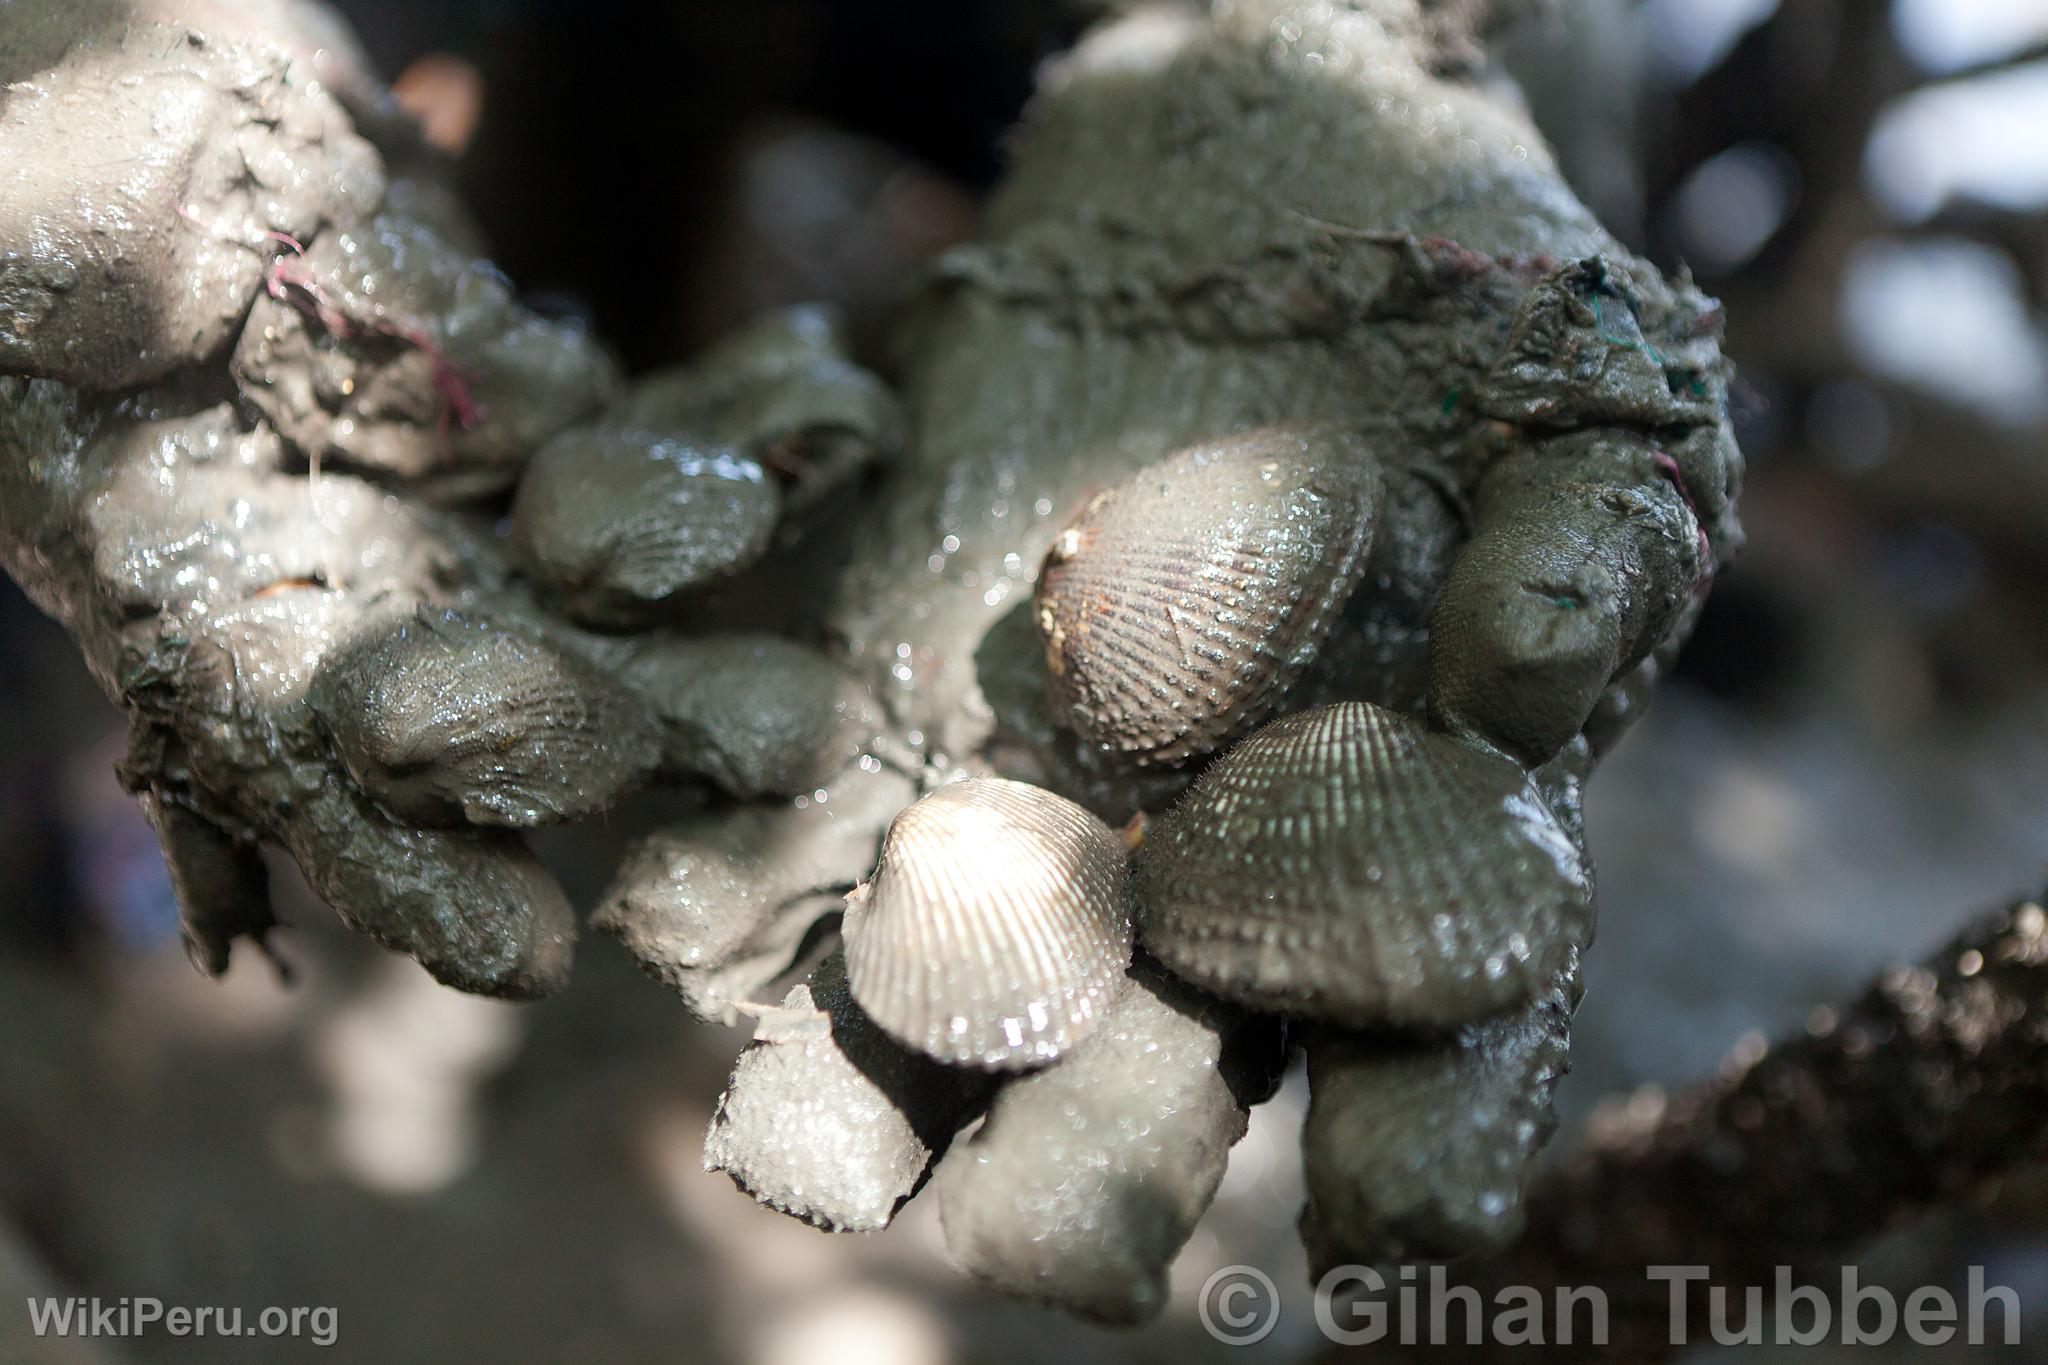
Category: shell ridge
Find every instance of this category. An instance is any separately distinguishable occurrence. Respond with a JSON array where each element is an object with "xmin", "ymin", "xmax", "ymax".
[
  {"xmin": 847, "ymin": 779, "xmax": 1128, "ymax": 1068},
  {"xmin": 1134, "ymin": 702, "xmax": 1587, "ymax": 1026}
]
